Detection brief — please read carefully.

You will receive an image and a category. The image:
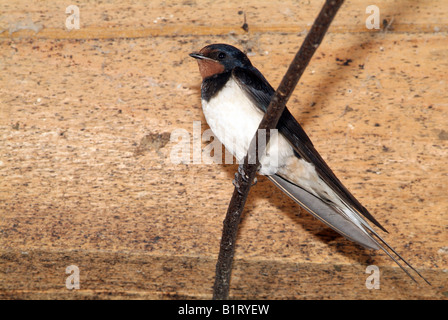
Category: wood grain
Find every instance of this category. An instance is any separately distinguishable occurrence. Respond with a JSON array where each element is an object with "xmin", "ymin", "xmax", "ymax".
[{"xmin": 1, "ymin": 0, "xmax": 447, "ymax": 299}]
